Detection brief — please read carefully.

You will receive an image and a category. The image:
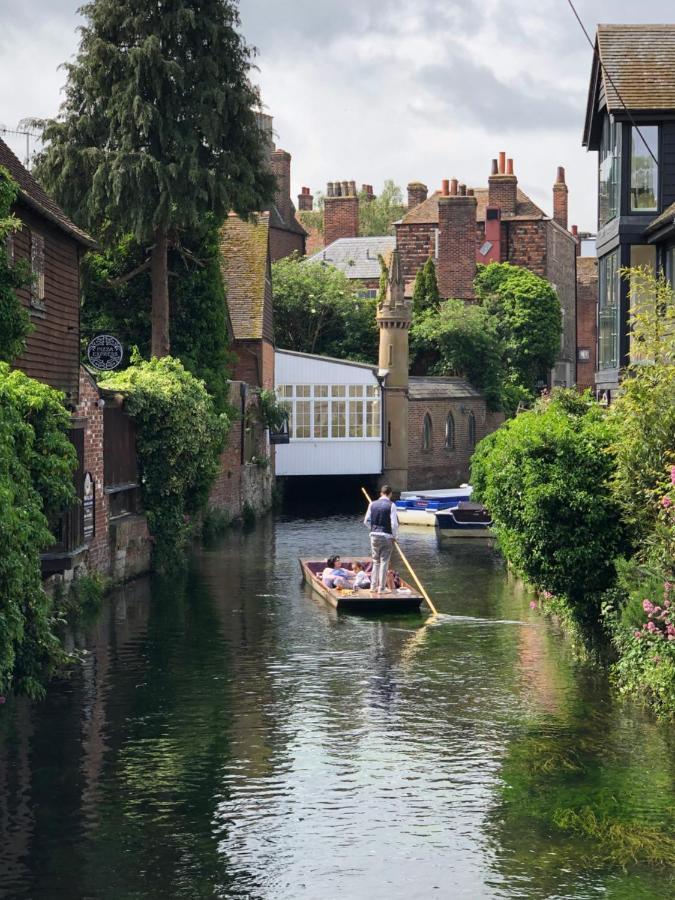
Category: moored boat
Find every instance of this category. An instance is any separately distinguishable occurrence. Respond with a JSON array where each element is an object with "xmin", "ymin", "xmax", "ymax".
[
  {"xmin": 299, "ymin": 558, "xmax": 423, "ymax": 613},
  {"xmin": 396, "ymin": 486, "xmax": 473, "ymax": 526},
  {"xmin": 435, "ymin": 502, "xmax": 494, "ymax": 539}
]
